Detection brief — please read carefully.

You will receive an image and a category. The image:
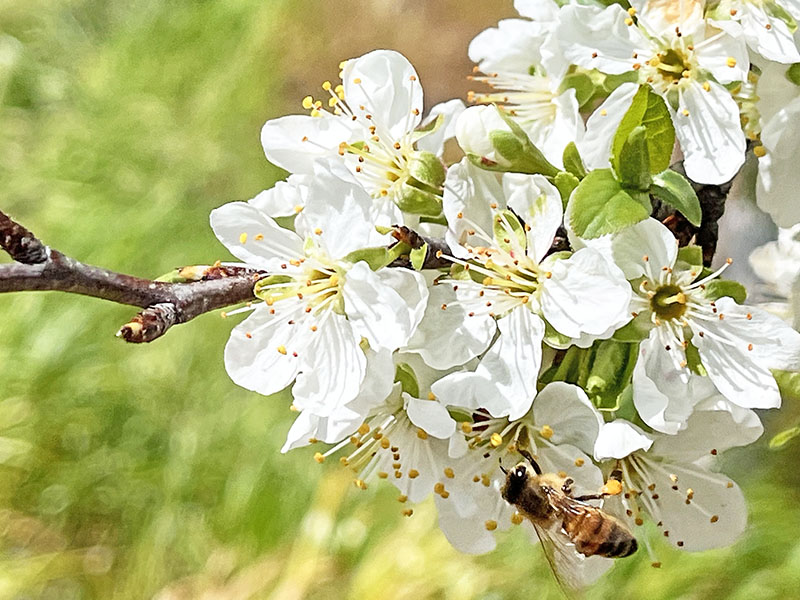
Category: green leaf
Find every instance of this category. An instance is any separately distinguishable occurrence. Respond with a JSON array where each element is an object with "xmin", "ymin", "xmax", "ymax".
[
  {"xmin": 775, "ymin": 369, "xmax": 800, "ymax": 402},
  {"xmin": 703, "ymin": 279, "xmax": 747, "ymax": 304},
  {"xmin": 344, "ymin": 242, "xmax": 410, "ymax": 271},
  {"xmin": 769, "ymin": 425, "xmax": 800, "ymax": 450},
  {"xmin": 395, "ymin": 185, "xmax": 443, "ymax": 217},
  {"xmin": 394, "ymin": 363, "xmax": 420, "ymax": 398},
  {"xmin": 410, "ymin": 243, "xmax": 428, "ymax": 271},
  {"xmin": 786, "ymin": 63, "xmax": 800, "ymax": 86},
  {"xmin": 584, "ymin": 340, "xmax": 639, "ymax": 410},
  {"xmin": 677, "ymin": 245, "xmax": 703, "ymax": 270},
  {"xmin": 685, "ymin": 341, "xmax": 707, "ymax": 376},
  {"xmin": 560, "ymin": 71, "xmax": 597, "ymax": 107},
  {"xmin": 412, "ymin": 113, "xmax": 444, "ymax": 141},
  {"xmin": 611, "ymin": 85, "xmax": 675, "ymax": 176},
  {"xmin": 611, "ymin": 316, "xmax": 651, "ymax": 343},
  {"xmin": 650, "ymin": 169, "xmax": 702, "ymax": 226},
  {"xmin": 408, "ymin": 151, "xmax": 446, "ymax": 189},
  {"xmin": 491, "ymin": 109, "xmax": 560, "ymax": 177},
  {"xmin": 493, "ymin": 209, "xmax": 527, "ymax": 253},
  {"xmin": 567, "ymin": 169, "xmax": 651, "ymax": 238},
  {"xmin": 617, "ymin": 125, "xmax": 652, "ymax": 191},
  {"xmin": 554, "ymin": 171, "xmax": 580, "ymax": 208},
  {"xmin": 562, "ymin": 142, "xmax": 586, "ymax": 179}
]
